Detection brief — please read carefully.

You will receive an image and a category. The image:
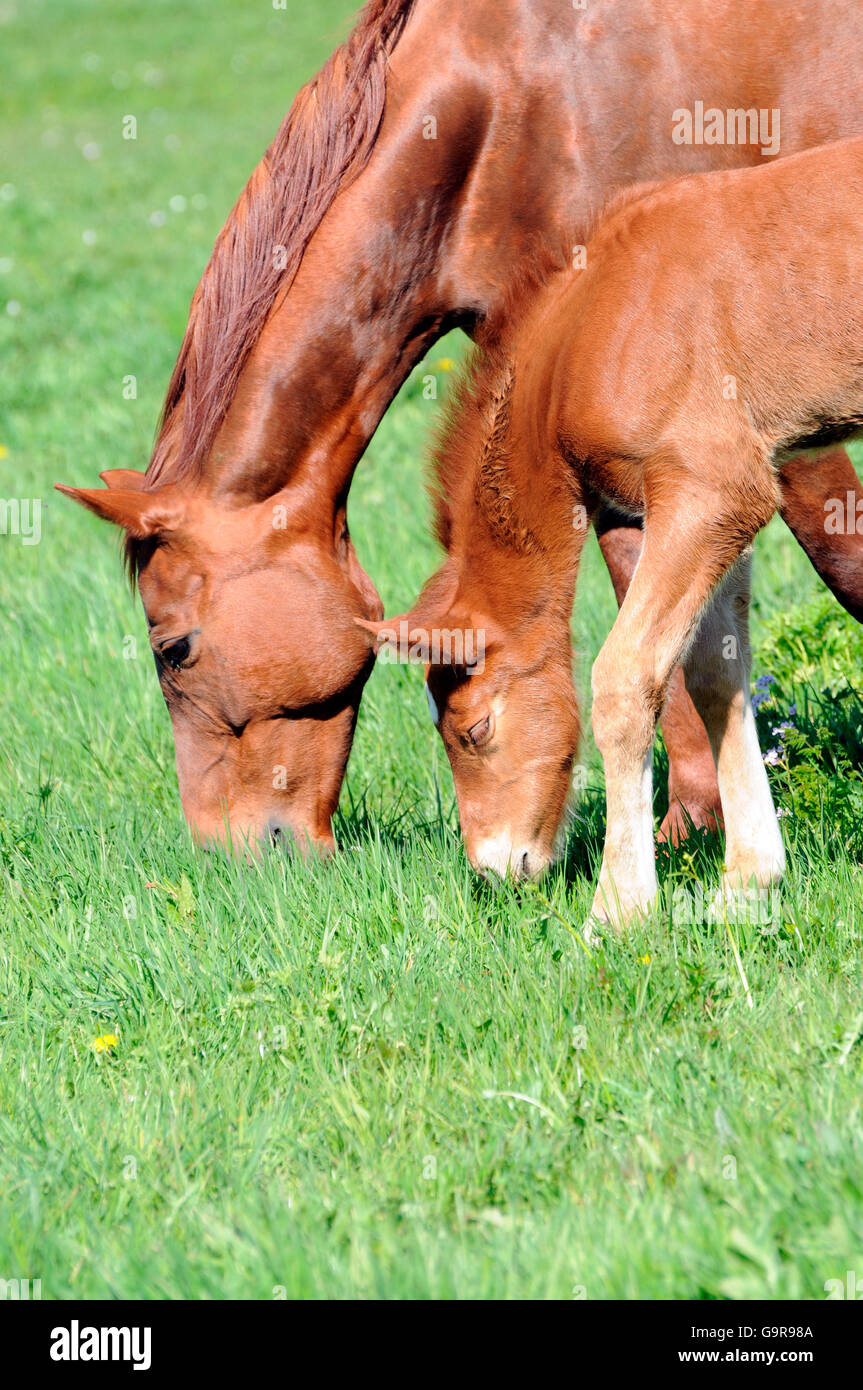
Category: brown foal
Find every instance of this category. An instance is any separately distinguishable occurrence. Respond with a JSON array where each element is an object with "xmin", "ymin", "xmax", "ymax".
[
  {"xmin": 58, "ymin": 0, "xmax": 863, "ymax": 852},
  {"xmin": 362, "ymin": 137, "xmax": 863, "ymax": 925}
]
